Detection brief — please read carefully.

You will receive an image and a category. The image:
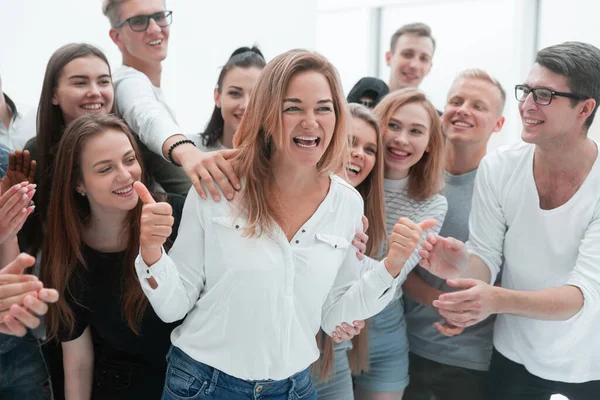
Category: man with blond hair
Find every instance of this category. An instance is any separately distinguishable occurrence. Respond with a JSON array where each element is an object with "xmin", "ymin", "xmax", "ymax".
[{"xmin": 403, "ymin": 69, "xmax": 506, "ymax": 400}]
